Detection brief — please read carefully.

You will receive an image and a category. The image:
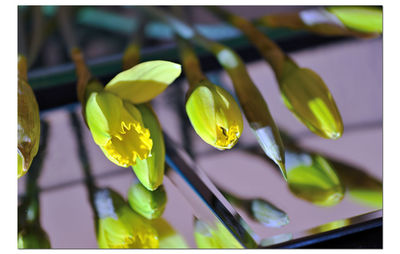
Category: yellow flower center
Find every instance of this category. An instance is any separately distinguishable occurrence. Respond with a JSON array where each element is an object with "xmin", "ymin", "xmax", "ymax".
[
  {"xmin": 215, "ymin": 124, "xmax": 240, "ymax": 150},
  {"xmin": 103, "ymin": 121, "xmax": 153, "ymax": 167}
]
